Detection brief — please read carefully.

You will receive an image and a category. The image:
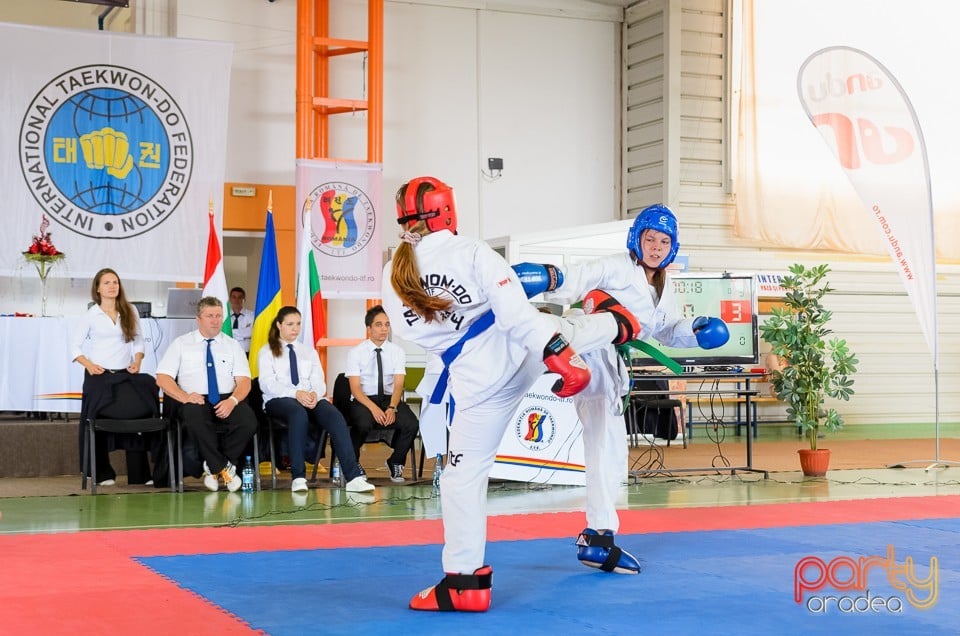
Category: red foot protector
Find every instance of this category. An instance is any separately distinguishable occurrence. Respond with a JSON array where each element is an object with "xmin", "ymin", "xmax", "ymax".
[{"xmin": 409, "ymin": 565, "xmax": 493, "ymax": 612}]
